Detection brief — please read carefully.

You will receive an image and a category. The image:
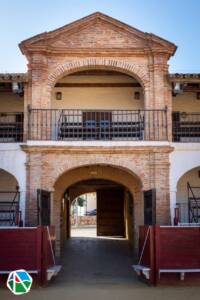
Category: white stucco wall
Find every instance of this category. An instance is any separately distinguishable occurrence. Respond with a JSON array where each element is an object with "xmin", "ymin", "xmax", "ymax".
[
  {"xmin": 176, "ymin": 167, "xmax": 200, "ymax": 222},
  {"xmin": 0, "ymin": 169, "xmax": 18, "ymax": 202},
  {"xmin": 0, "ymin": 144, "xmax": 26, "ymax": 222},
  {"xmin": 86, "ymin": 193, "xmax": 96, "ymax": 212},
  {"xmin": 170, "ymin": 143, "xmax": 200, "ymax": 223}
]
